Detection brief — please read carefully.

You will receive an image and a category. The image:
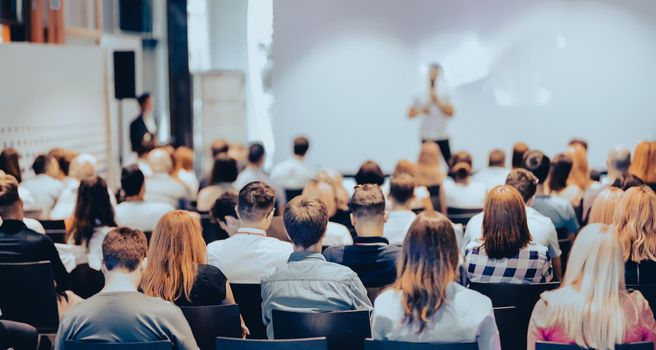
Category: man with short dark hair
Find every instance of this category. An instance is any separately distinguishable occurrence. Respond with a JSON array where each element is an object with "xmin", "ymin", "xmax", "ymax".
[
  {"xmin": 271, "ymin": 136, "xmax": 314, "ymax": 197},
  {"xmin": 207, "ymin": 182, "xmax": 293, "ymax": 283},
  {"xmin": 261, "ymin": 197, "xmax": 371, "ymax": 338},
  {"xmin": 234, "ymin": 142, "xmax": 272, "ymax": 190},
  {"xmin": 55, "ymin": 227, "xmax": 198, "ymax": 349},
  {"xmin": 324, "ymin": 184, "xmax": 400, "ymax": 288},
  {"xmin": 115, "ymin": 165, "xmax": 174, "ymax": 231},
  {"xmin": 473, "ymin": 149, "xmax": 510, "ymax": 192},
  {"xmin": 20, "ymin": 155, "xmax": 64, "ymax": 218},
  {"xmin": 207, "ymin": 191, "xmax": 240, "ymax": 243},
  {"xmin": 383, "ymin": 174, "xmax": 417, "ymax": 244}
]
